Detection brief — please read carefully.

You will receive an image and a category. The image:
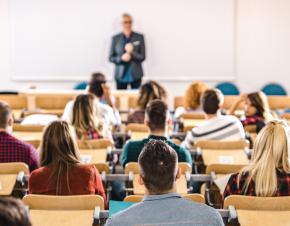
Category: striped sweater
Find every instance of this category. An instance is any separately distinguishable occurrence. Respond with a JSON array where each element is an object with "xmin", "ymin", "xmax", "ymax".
[{"xmin": 182, "ymin": 114, "xmax": 246, "ymax": 149}]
